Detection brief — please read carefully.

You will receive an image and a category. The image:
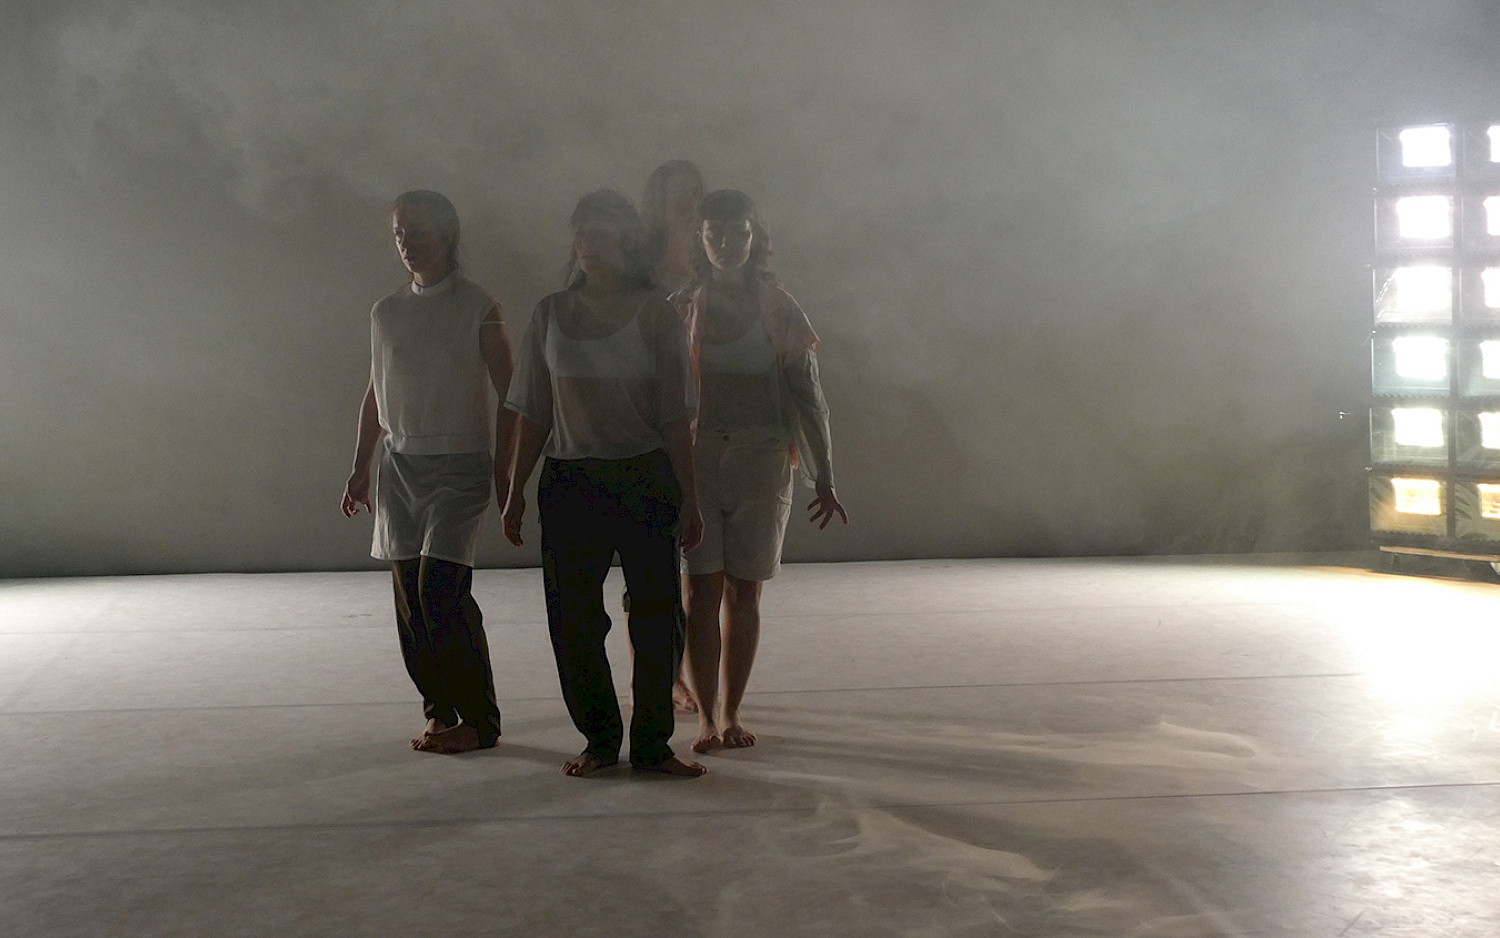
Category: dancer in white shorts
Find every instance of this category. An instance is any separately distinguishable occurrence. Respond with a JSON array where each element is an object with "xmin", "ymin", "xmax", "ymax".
[
  {"xmin": 678, "ymin": 189, "xmax": 848, "ymax": 753},
  {"xmin": 341, "ymin": 190, "xmax": 516, "ymax": 754}
]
